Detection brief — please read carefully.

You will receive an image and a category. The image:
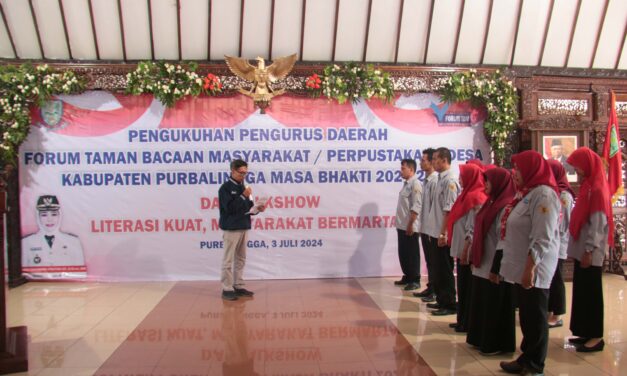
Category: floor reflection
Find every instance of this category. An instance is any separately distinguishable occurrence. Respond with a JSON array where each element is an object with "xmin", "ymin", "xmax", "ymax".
[
  {"xmin": 221, "ymin": 299, "xmax": 258, "ymax": 375},
  {"xmin": 7, "ymin": 276, "xmax": 626, "ymax": 375},
  {"xmin": 91, "ymin": 279, "xmax": 434, "ymax": 375}
]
